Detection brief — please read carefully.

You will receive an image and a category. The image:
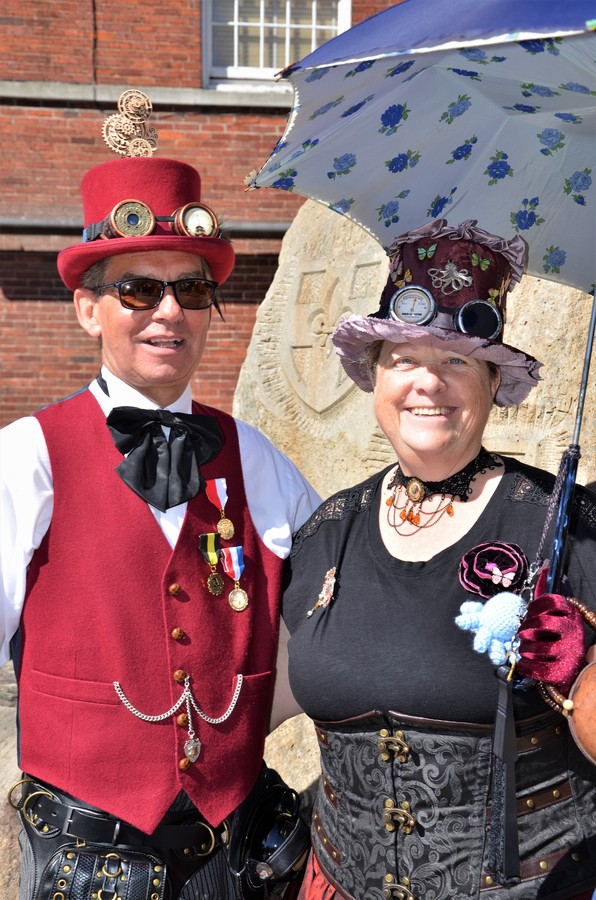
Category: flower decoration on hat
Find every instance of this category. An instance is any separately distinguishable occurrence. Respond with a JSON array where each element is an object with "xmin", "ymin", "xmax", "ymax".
[{"xmin": 102, "ymin": 89, "xmax": 158, "ymax": 158}]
